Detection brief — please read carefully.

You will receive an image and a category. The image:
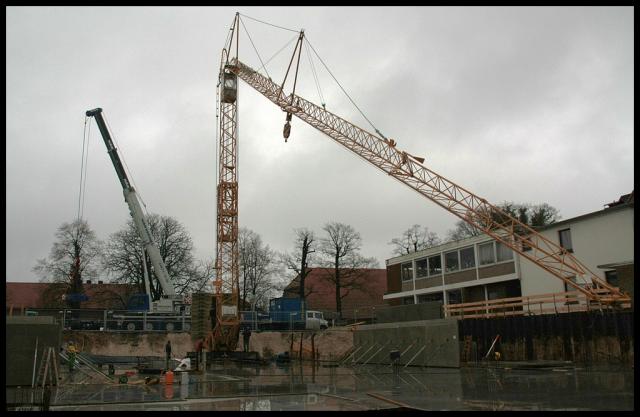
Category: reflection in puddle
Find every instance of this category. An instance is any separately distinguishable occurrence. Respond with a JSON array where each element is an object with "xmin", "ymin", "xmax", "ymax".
[{"xmin": 41, "ymin": 362, "xmax": 633, "ymax": 411}]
